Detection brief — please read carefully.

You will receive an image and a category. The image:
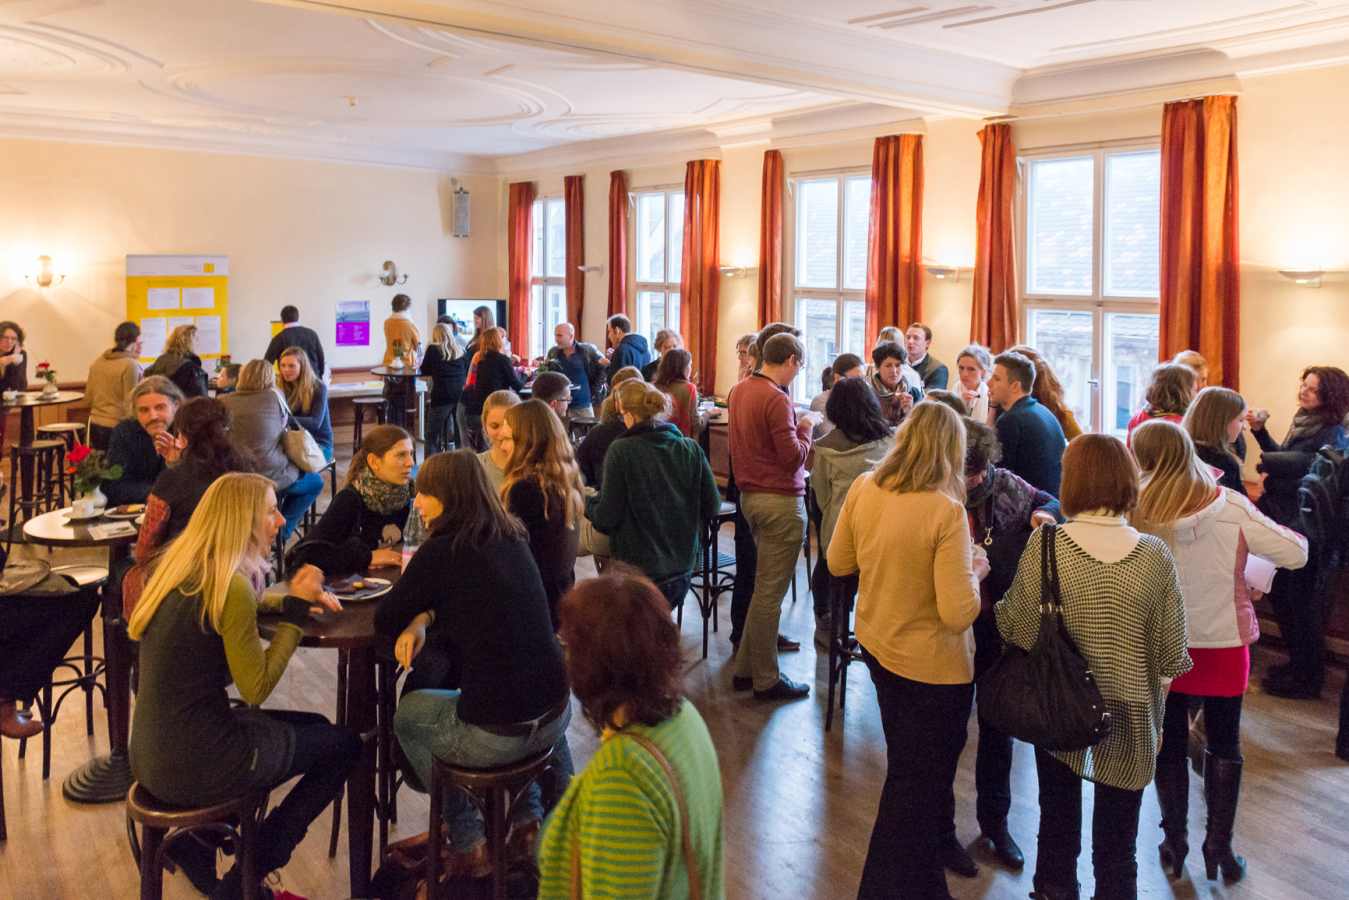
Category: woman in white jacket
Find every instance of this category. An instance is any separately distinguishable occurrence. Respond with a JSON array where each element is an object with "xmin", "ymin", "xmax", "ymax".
[{"xmin": 1132, "ymin": 420, "xmax": 1308, "ymax": 885}]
